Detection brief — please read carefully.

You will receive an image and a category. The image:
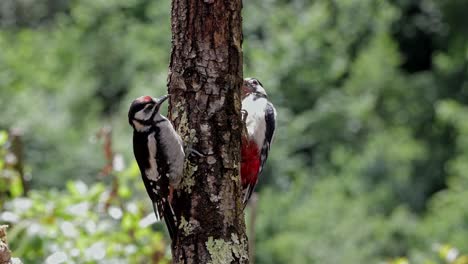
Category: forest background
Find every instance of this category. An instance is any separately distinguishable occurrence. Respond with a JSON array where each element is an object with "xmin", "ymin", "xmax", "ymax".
[{"xmin": 1, "ymin": 0, "xmax": 468, "ymax": 263}]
